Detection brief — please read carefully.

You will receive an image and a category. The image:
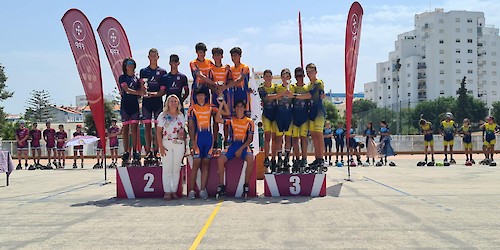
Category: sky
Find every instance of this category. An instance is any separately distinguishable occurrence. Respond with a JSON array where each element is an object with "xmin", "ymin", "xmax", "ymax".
[{"xmin": 2, "ymin": 0, "xmax": 500, "ymax": 114}]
